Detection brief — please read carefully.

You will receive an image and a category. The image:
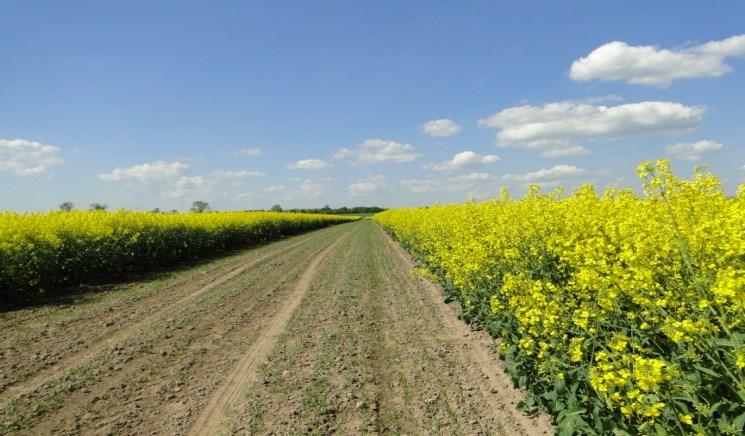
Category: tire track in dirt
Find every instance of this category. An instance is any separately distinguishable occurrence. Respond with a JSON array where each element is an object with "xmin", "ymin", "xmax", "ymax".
[
  {"xmin": 1, "ymin": 226, "xmax": 349, "ymax": 435},
  {"xmin": 0, "ymin": 226, "xmax": 335, "ymax": 411},
  {"xmin": 379, "ymin": 226, "xmax": 555, "ymax": 435},
  {"xmin": 187, "ymin": 233, "xmax": 347, "ymax": 436},
  {"xmin": 0, "ymin": 225, "xmax": 348, "ymax": 396},
  {"xmin": 221, "ymin": 221, "xmax": 546, "ymax": 435}
]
